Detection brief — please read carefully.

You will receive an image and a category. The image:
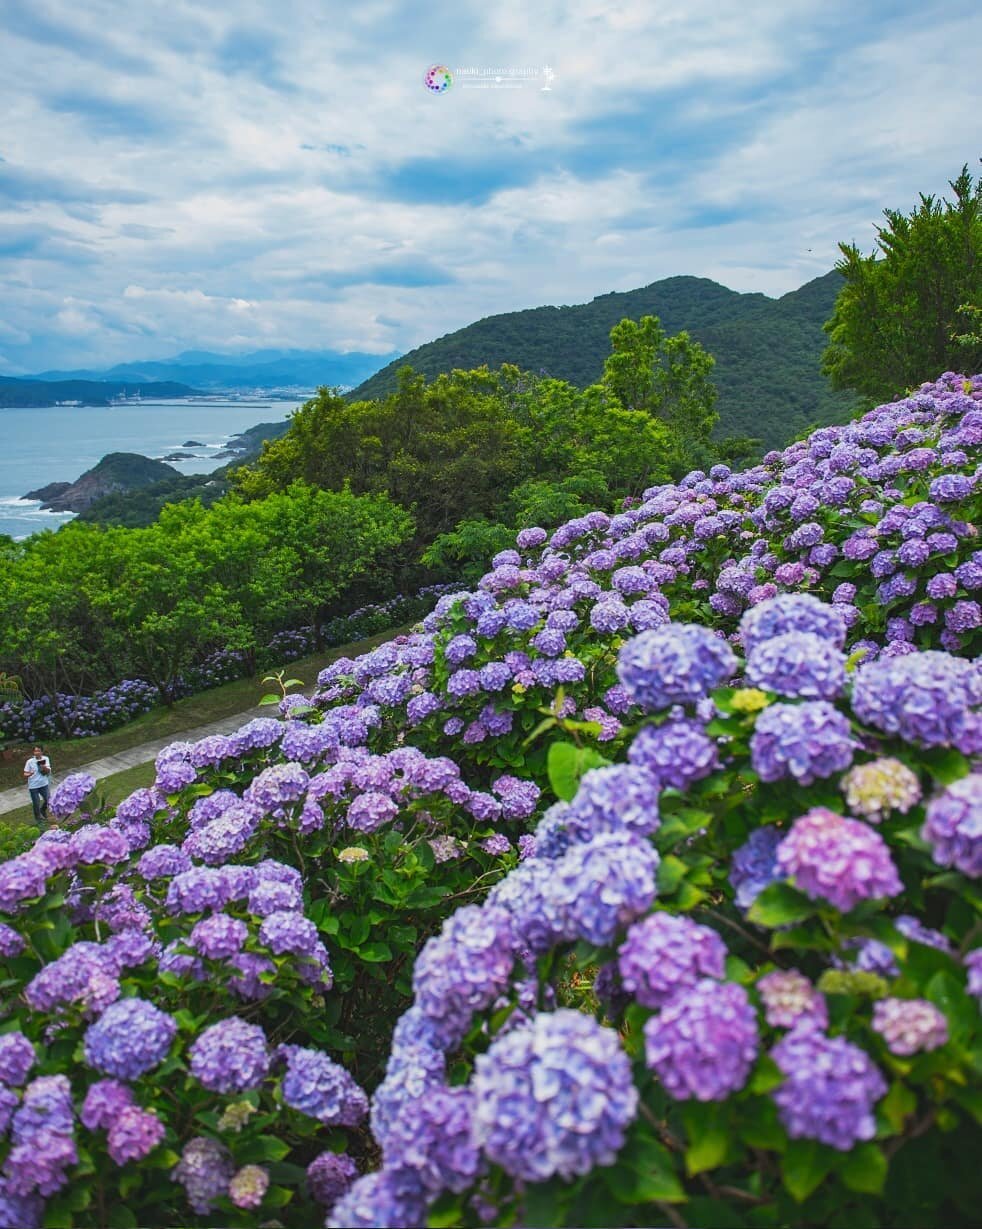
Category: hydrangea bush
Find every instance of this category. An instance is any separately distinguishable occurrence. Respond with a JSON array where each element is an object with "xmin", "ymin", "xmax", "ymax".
[{"xmin": 0, "ymin": 373, "xmax": 979, "ymax": 1227}]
